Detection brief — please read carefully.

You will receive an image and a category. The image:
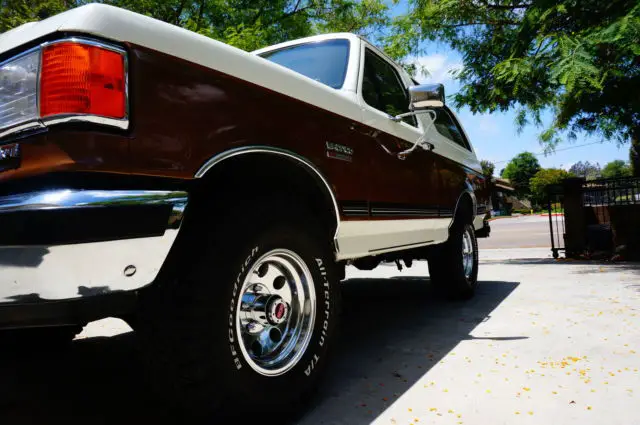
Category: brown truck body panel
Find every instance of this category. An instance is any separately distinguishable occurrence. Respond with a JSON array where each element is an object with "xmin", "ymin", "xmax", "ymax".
[{"xmin": 1, "ymin": 44, "xmax": 490, "ymax": 220}]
